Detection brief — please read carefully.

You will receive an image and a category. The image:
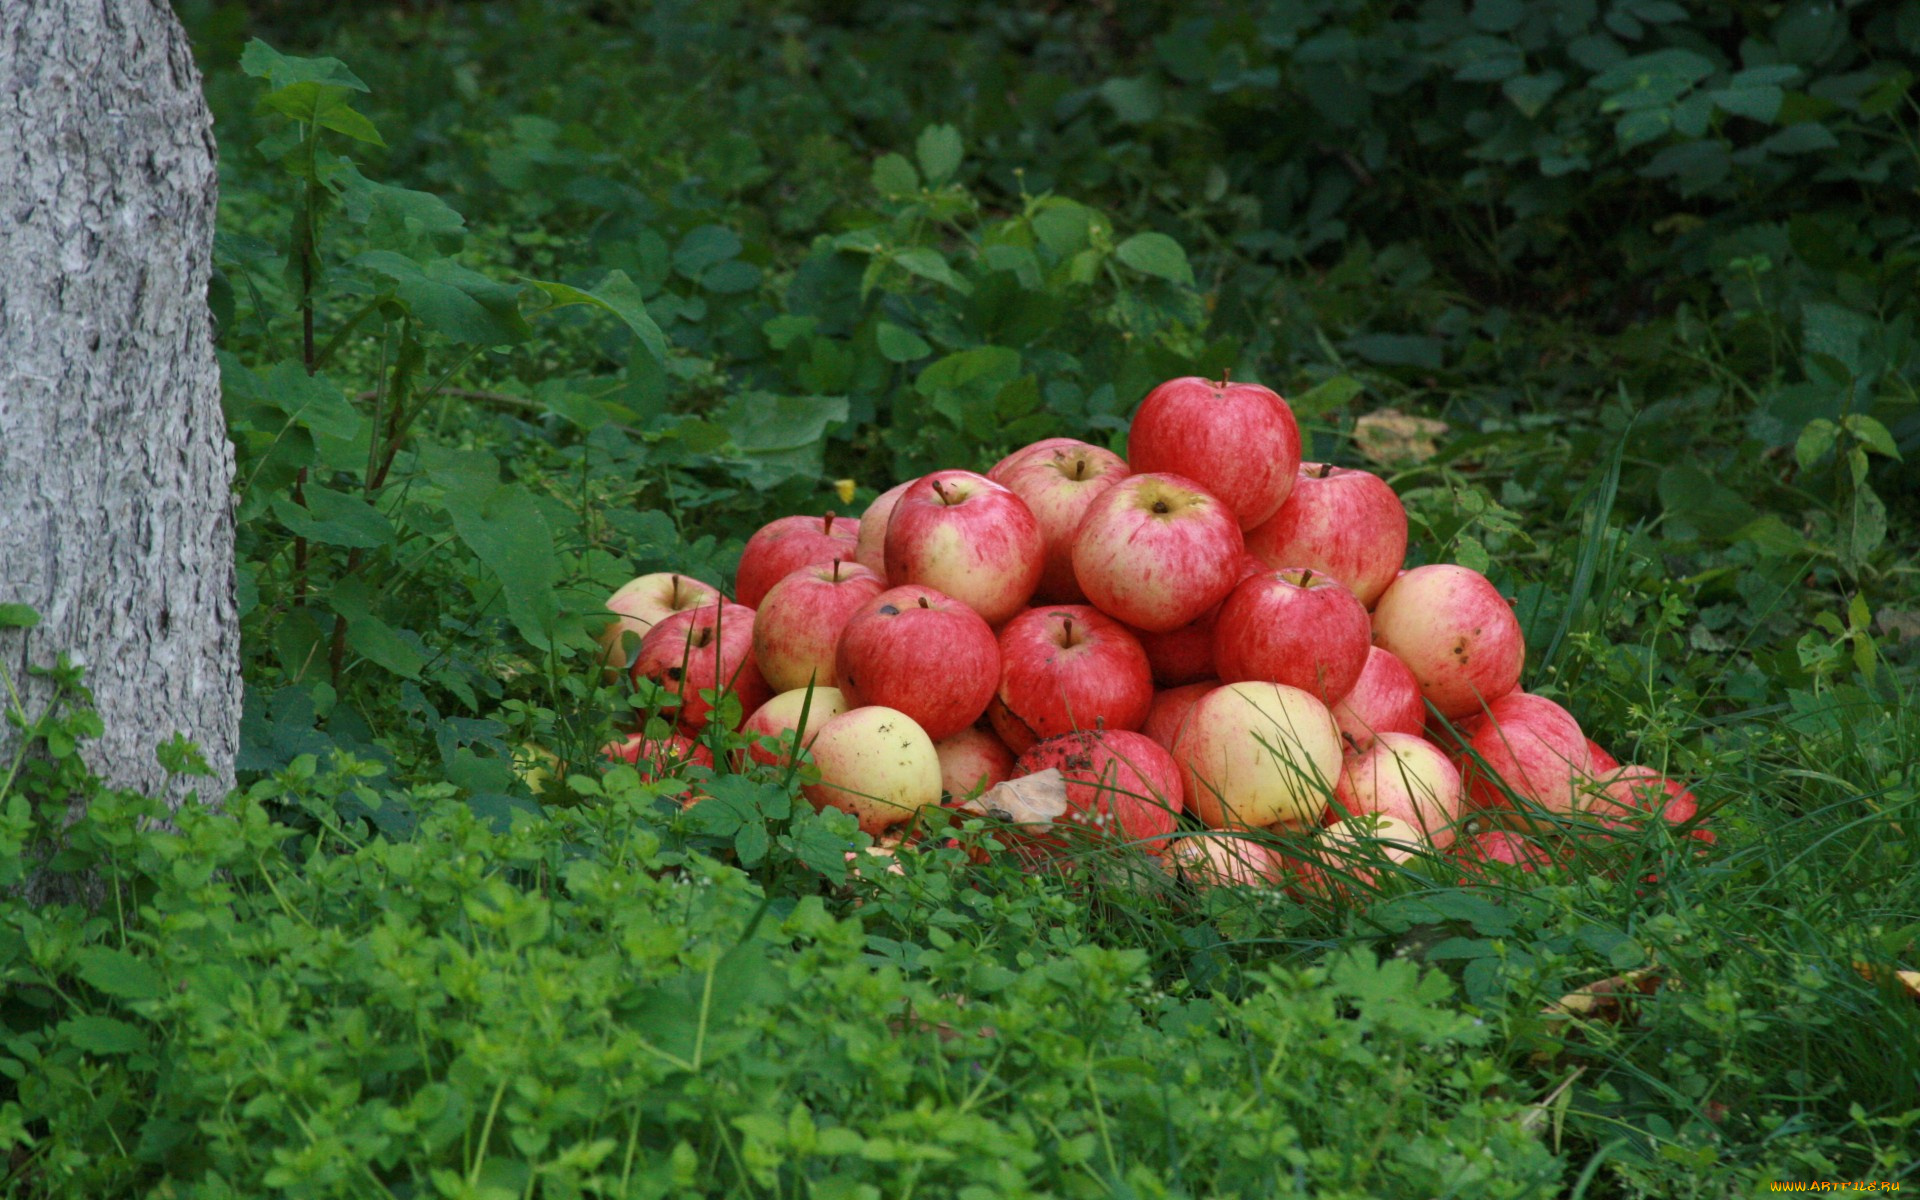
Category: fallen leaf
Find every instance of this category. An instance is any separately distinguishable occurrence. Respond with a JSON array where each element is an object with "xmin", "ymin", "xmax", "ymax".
[
  {"xmin": 1543, "ymin": 969, "xmax": 1663, "ymax": 1022},
  {"xmin": 1353, "ymin": 408, "xmax": 1448, "ymax": 465},
  {"xmin": 1851, "ymin": 962, "xmax": 1920, "ymax": 1000},
  {"xmin": 1876, "ymin": 609, "xmax": 1920, "ymax": 643},
  {"xmin": 960, "ymin": 768, "xmax": 1070, "ymax": 827}
]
